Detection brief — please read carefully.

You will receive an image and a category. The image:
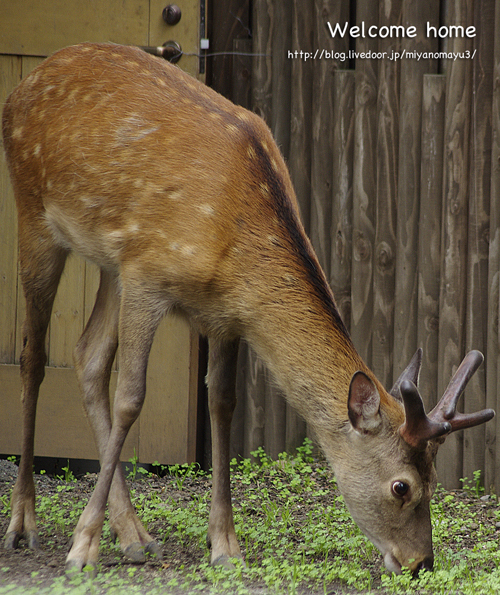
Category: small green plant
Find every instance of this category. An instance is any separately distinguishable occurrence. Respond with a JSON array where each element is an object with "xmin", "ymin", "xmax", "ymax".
[
  {"xmin": 2, "ymin": 445, "xmax": 499, "ymax": 594},
  {"xmin": 127, "ymin": 449, "xmax": 150, "ymax": 481},
  {"xmin": 460, "ymin": 470, "xmax": 485, "ymax": 498},
  {"xmin": 56, "ymin": 460, "xmax": 77, "ymax": 483}
]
